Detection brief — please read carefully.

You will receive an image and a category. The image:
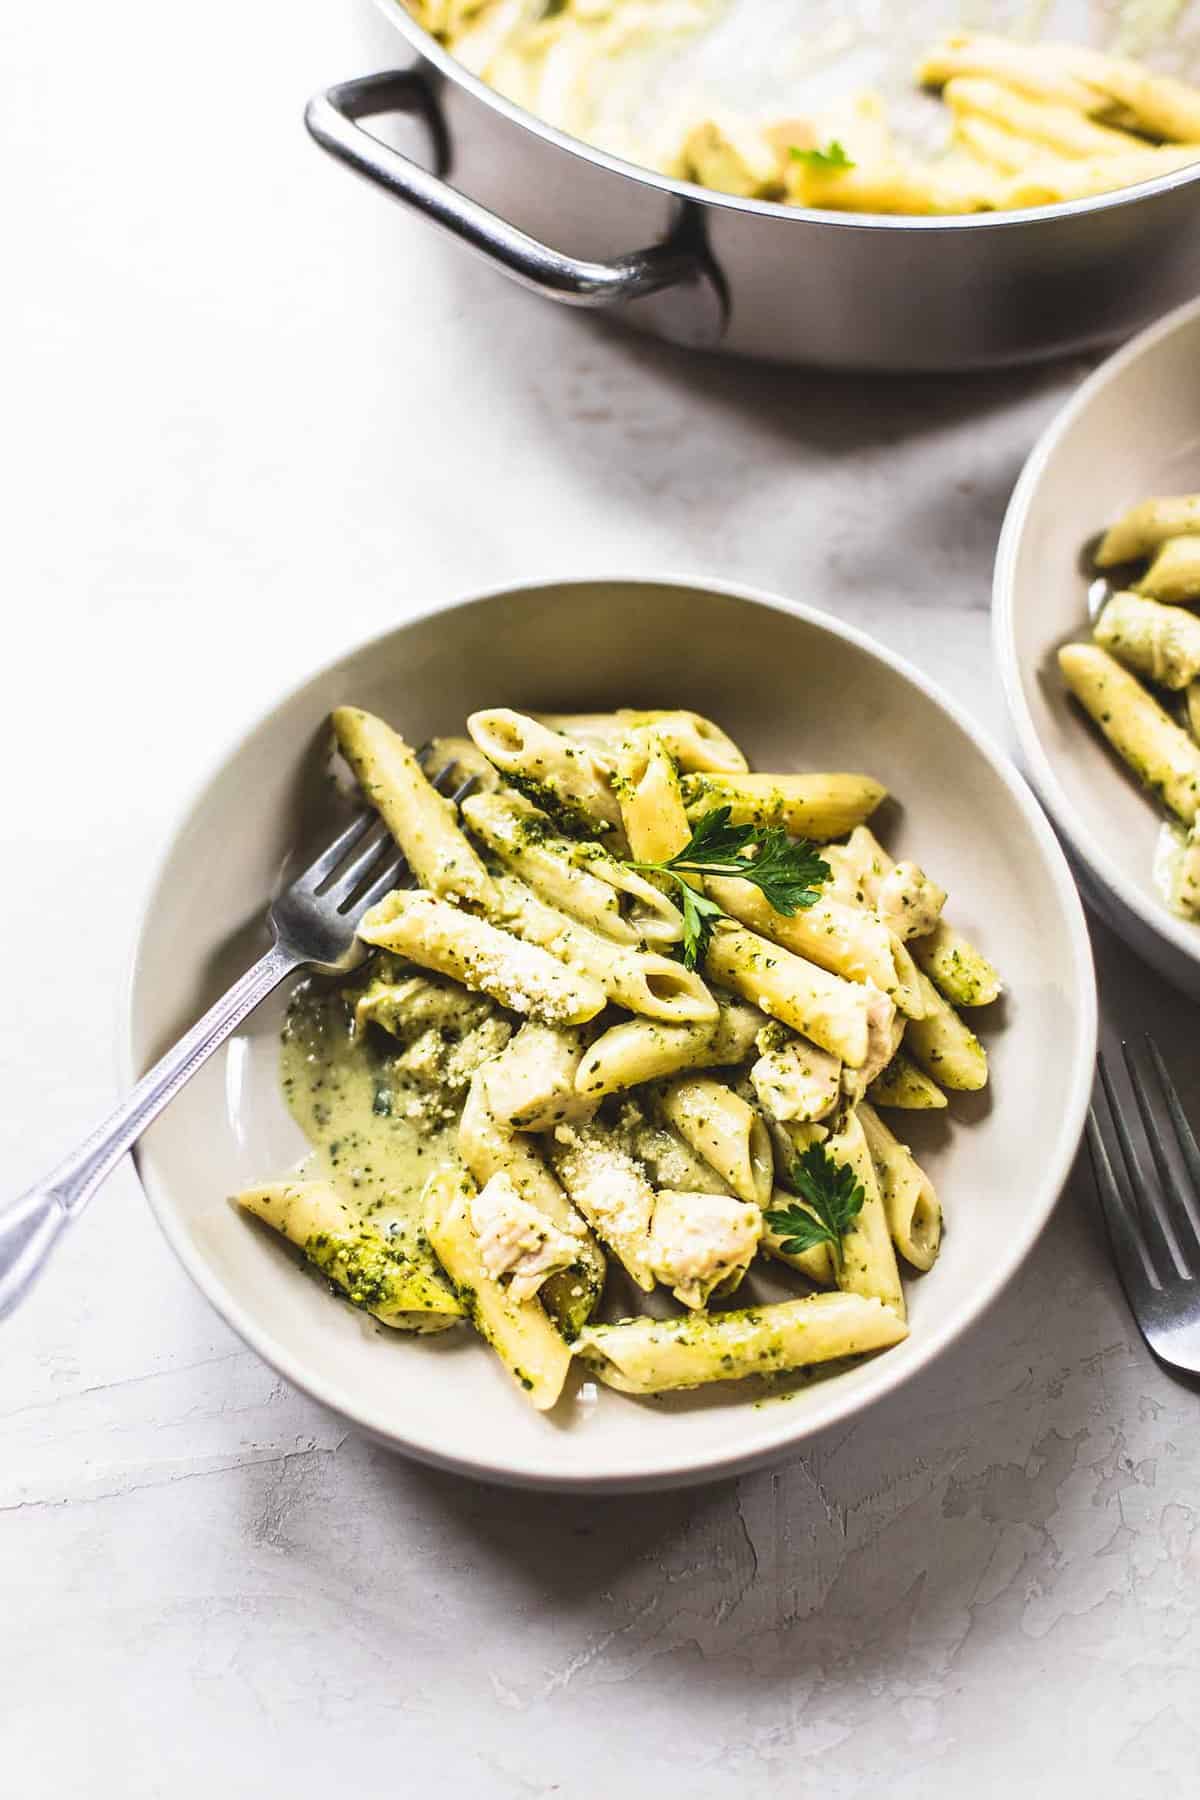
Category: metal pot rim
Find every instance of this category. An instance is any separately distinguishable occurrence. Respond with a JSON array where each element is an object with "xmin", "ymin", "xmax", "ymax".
[{"xmin": 379, "ymin": 0, "xmax": 1200, "ymax": 232}]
